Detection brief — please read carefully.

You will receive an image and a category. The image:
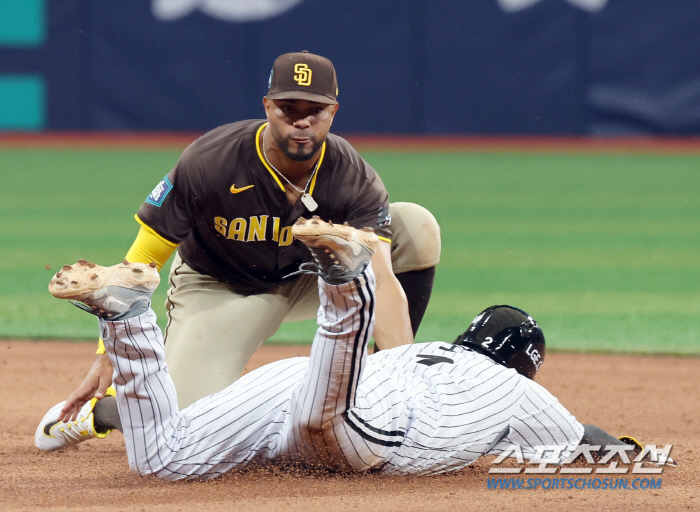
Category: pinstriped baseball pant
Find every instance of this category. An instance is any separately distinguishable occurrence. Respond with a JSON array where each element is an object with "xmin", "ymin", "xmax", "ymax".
[{"xmin": 98, "ymin": 268, "xmax": 389, "ymax": 479}]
